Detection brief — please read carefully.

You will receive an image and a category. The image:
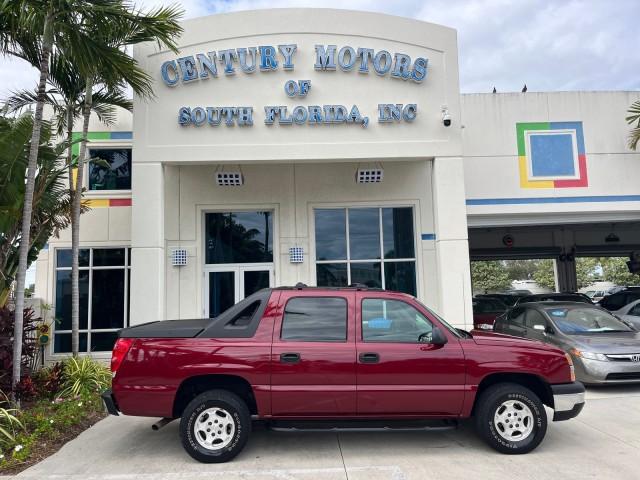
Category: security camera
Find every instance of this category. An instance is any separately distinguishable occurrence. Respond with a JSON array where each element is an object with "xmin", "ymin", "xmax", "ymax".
[{"xmin": 441, "ymin": 107, "xmax": 452, "ymax": 127}]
